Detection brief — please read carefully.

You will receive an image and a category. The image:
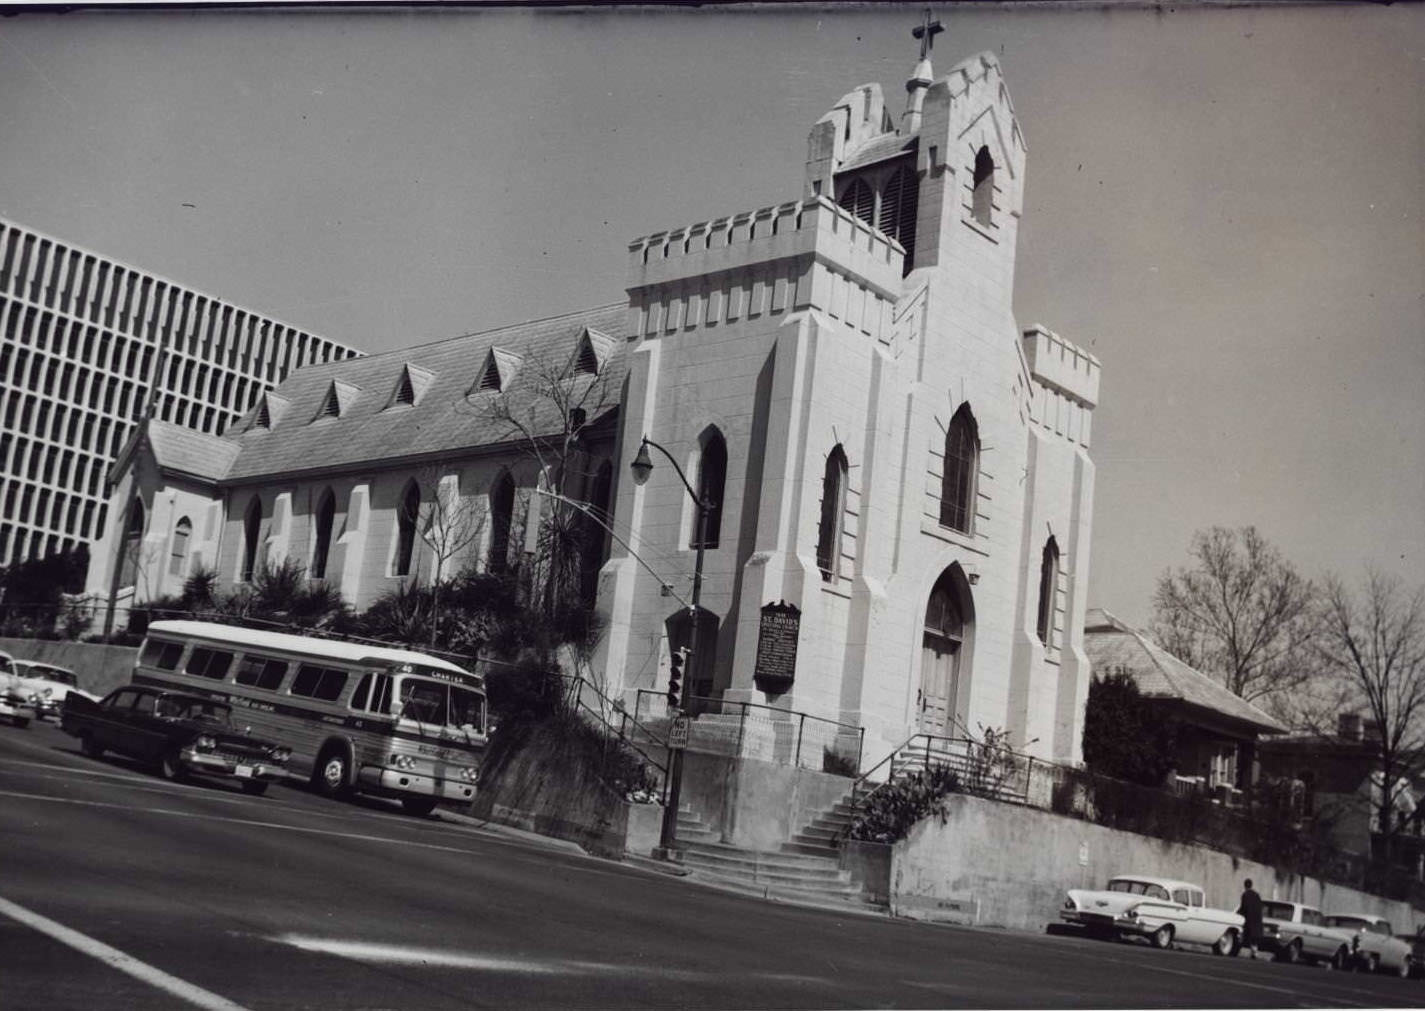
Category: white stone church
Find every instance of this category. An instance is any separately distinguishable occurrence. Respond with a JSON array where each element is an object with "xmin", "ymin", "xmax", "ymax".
[{"xmin": 88, "ymin": 39, "xmax": 1099, "ymax": 769}]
